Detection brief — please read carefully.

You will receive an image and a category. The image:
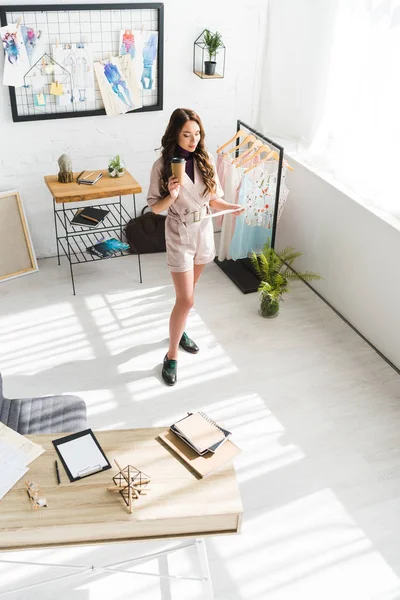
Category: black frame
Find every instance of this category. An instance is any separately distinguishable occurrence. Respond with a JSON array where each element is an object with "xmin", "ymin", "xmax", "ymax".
[
  {"xmin": 0, "ymin": 3, "xmax": 164, "ymax": 122},
  {"xmin": 214, "ymin": 119, "xmax": 285, "ymax": 294}
]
